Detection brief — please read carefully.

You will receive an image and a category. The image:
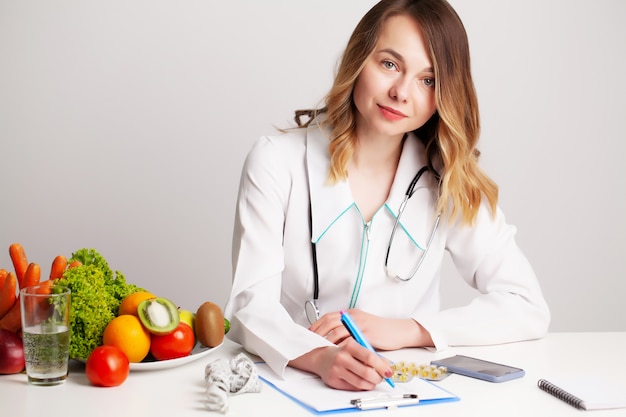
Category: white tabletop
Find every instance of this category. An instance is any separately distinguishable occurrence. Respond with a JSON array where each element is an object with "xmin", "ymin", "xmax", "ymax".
[{"xmin": 2, "ymin": 332, "xmax": 625, "ymax": 416}]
